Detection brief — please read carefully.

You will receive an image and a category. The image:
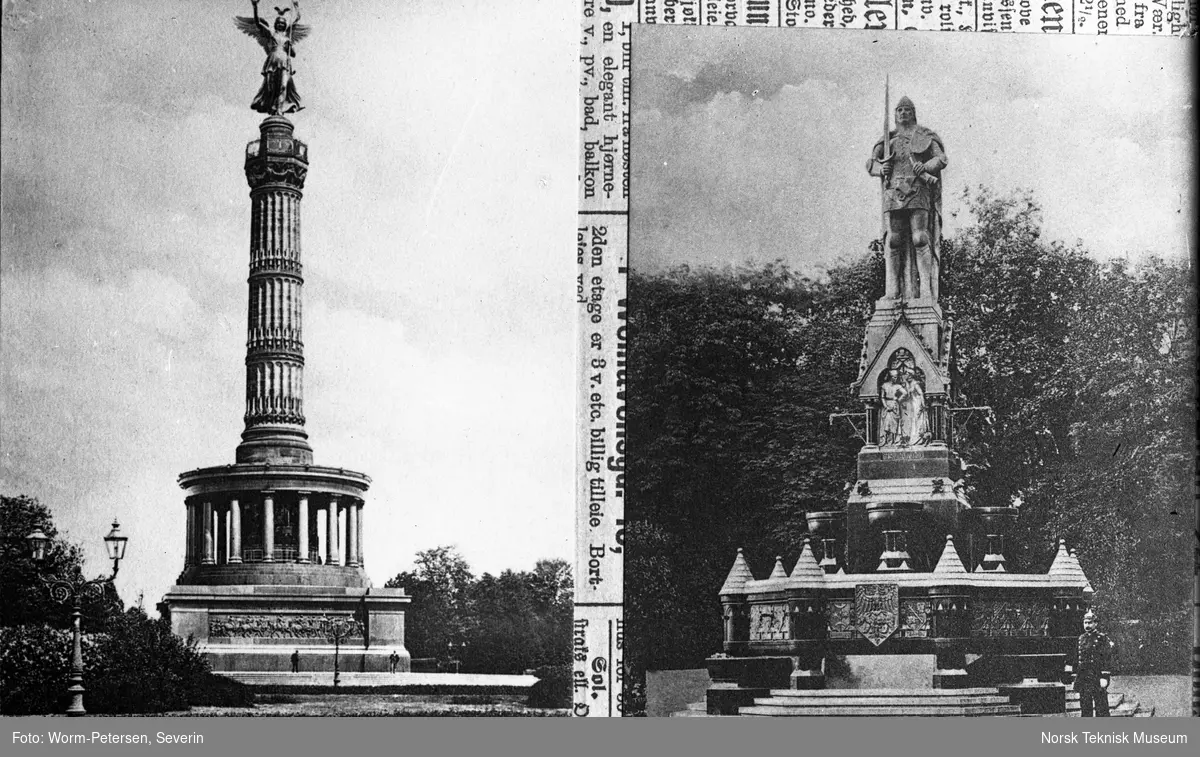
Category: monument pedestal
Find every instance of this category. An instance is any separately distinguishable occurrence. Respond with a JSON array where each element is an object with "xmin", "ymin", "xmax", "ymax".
[
  {"xmin": 705, "ymin": 656, "xmax": 792, "ymax": 715},
  {"xmin": 160, "ymin": 583, "xmax": 410, "ymax": 673}
]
